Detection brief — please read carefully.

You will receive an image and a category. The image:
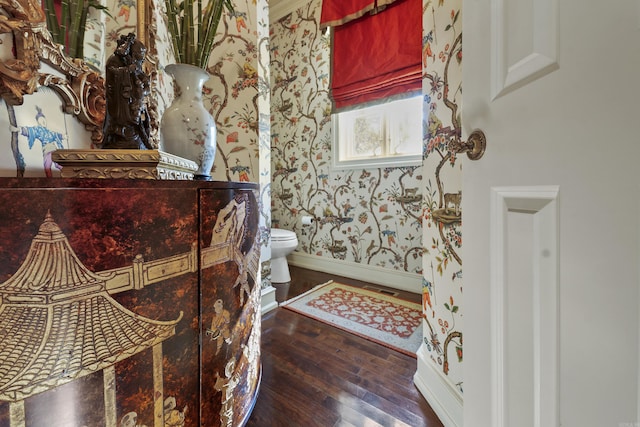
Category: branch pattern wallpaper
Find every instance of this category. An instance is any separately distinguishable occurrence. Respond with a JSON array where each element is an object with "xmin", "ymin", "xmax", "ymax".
[
  {"xmin": 147, "ymin": 0, "xmax": 273, "ymax": 266},
  {"xmin": 269, "ymin": 0, "xmax": 464, "ymax": 395},
  {"xmin": 106, "ymin": 0, "xmax": 267, "ymax": 186},
  {"xmin": 421, "ymin": 0, "xmax": 463, "ymax": 394},
  {"xmin": 269, "ymin": 2, "xmax": 423, "ymax": 274}
]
